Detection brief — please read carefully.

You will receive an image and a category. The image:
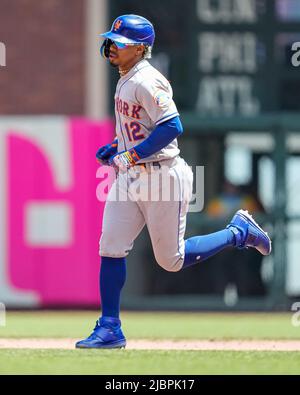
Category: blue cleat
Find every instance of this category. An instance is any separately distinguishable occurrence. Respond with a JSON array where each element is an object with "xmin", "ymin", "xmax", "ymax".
[
  {"xmin": 226, "ymin": 209, "xmax": 272, "ymax": 256},
  {"xmin": 75, "ymin": 316, "xmax": 126, "ymax": 349}
]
